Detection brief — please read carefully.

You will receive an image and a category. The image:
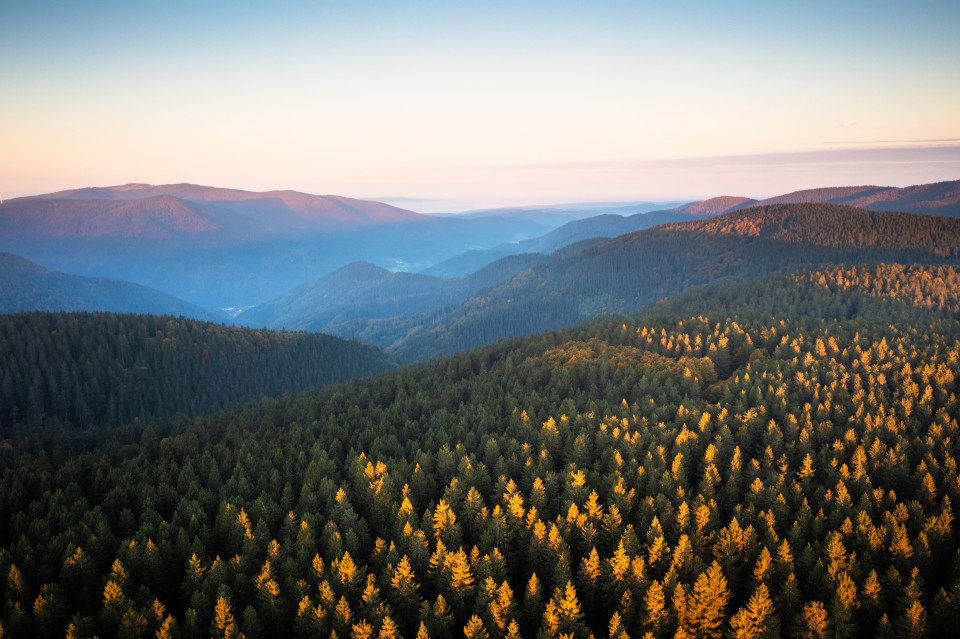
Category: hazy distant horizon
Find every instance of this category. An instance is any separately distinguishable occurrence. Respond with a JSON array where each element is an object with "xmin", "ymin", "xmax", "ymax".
[{"xmin": 6, "ymin": 141, "xmax": 958, "ymax": 215}]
